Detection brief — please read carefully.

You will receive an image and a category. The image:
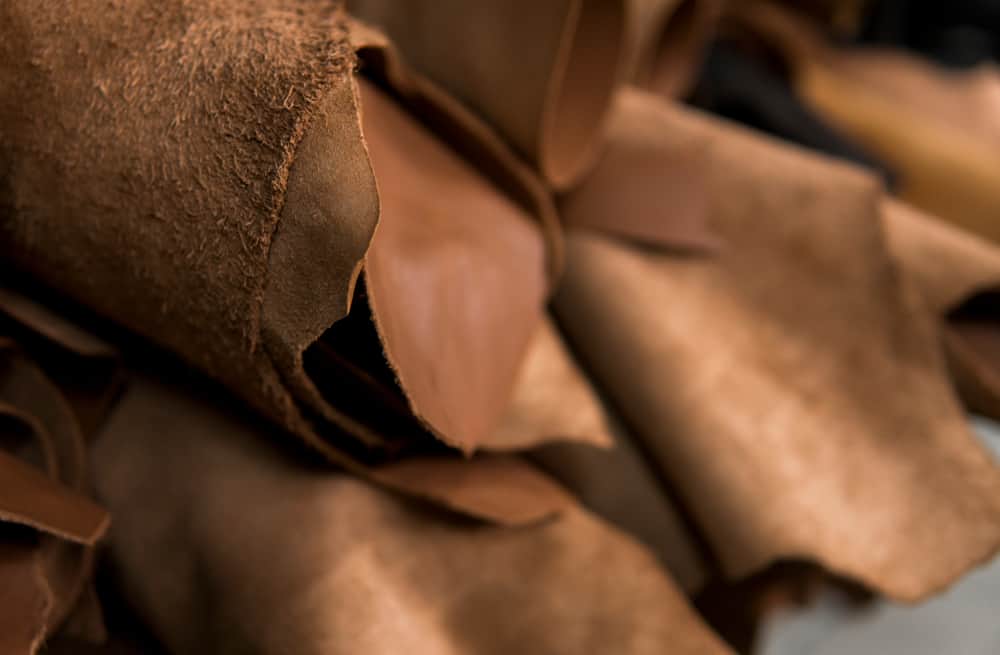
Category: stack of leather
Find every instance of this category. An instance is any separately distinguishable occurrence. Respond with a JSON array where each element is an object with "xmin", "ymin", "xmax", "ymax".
[{"xmin": 1, "ymin": 1, "xmax": 998, "ymax": 653}]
